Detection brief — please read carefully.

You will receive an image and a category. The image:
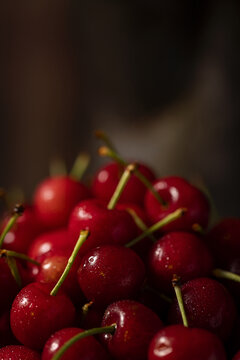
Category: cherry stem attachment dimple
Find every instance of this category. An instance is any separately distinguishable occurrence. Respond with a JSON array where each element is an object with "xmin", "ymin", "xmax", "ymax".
[
  {"xmin": 172, "ymin": 275, "xmax": 188, "ymax": 327},
  {"xmin": 99, "ymin": 146, "xmax": 166, "ymax": 206},
  {"xmin": 50, "ymin": 230, "xmax": 89, "ymax": 296},
  {"xmin": 212, "ymin": 268, "xmax": 240, "ymax": 283},
  {"xmin": 107, "ymin": 163, "xmax": 137, "ymax": 210},
  {"xmin": 70, "ymin": 152, "xmax": 91, "ymax": 181},
  {"xmin": 126, "ymin": 208, "xmax": 156, "ymax": 242},
  {"xmin": 125, "ymin": 207, "xmax": 186, "ymax": 248},
  {"xmin": 52, "ymin": 324, "xmax": 117, "ymax": 360},
  {"xmin": 0, "ymin": 204, "xmax": 24, "ymax": 249}
]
